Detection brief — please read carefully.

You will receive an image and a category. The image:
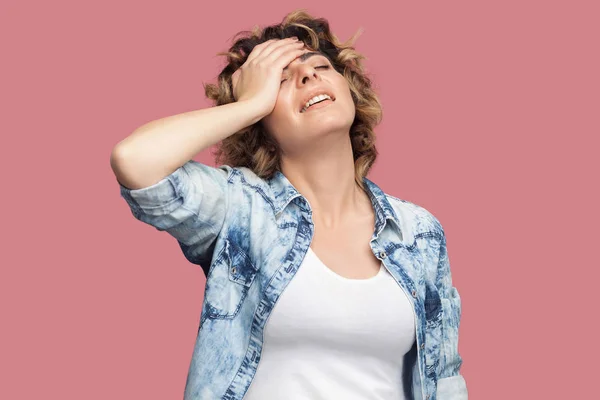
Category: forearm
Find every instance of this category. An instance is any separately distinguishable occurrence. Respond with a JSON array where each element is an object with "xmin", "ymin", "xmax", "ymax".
[{"xmin": 110, "ymin": 100, "xmax": 264, "ymax": 189}]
